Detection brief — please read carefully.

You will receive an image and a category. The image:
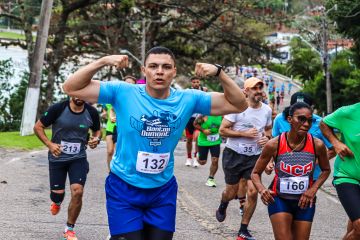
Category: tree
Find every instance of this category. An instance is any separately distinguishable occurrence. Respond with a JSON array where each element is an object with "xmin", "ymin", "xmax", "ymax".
[
  {"xmin": 326, "ymin": 0, "xmax": 360, "ymax": 66},
  {"xmin": 0, "ymin": 59, "xmax": 14, "ymax": 131},
  {"xmin": 286, "ymin": 37, "xmax": 322, "ymax": 82}
]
